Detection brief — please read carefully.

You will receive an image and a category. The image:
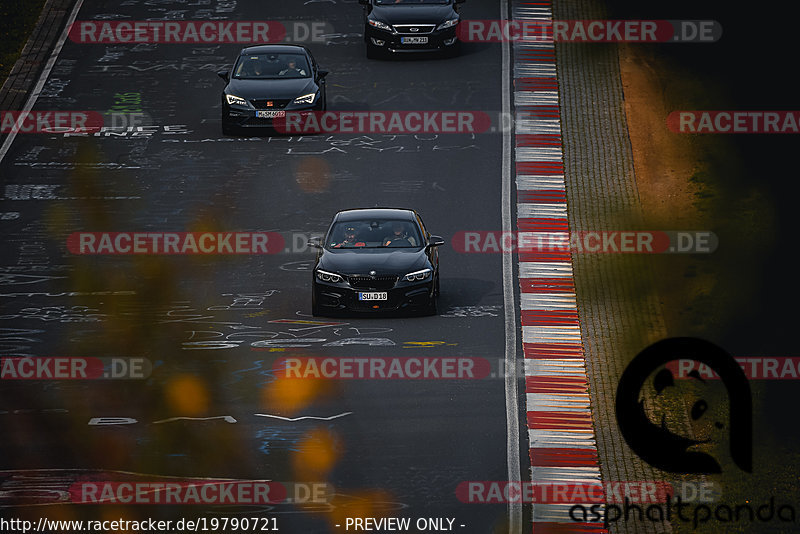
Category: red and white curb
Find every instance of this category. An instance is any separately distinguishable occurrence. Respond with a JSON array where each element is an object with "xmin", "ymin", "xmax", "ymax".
[{"xmin": 512, "ymin": 2, "xmax": 606, "ymax": 532}]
